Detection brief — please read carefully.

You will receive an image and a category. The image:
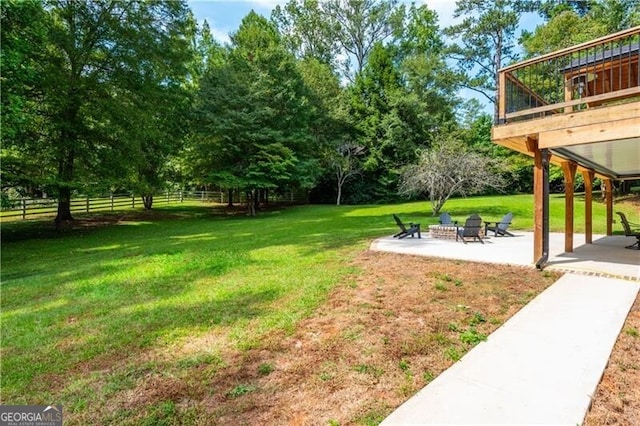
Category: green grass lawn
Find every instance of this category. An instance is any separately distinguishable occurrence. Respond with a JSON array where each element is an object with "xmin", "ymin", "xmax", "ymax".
[{"xmin": 1, "ymin": 194, "xmax": 637, "ymax": 423}]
